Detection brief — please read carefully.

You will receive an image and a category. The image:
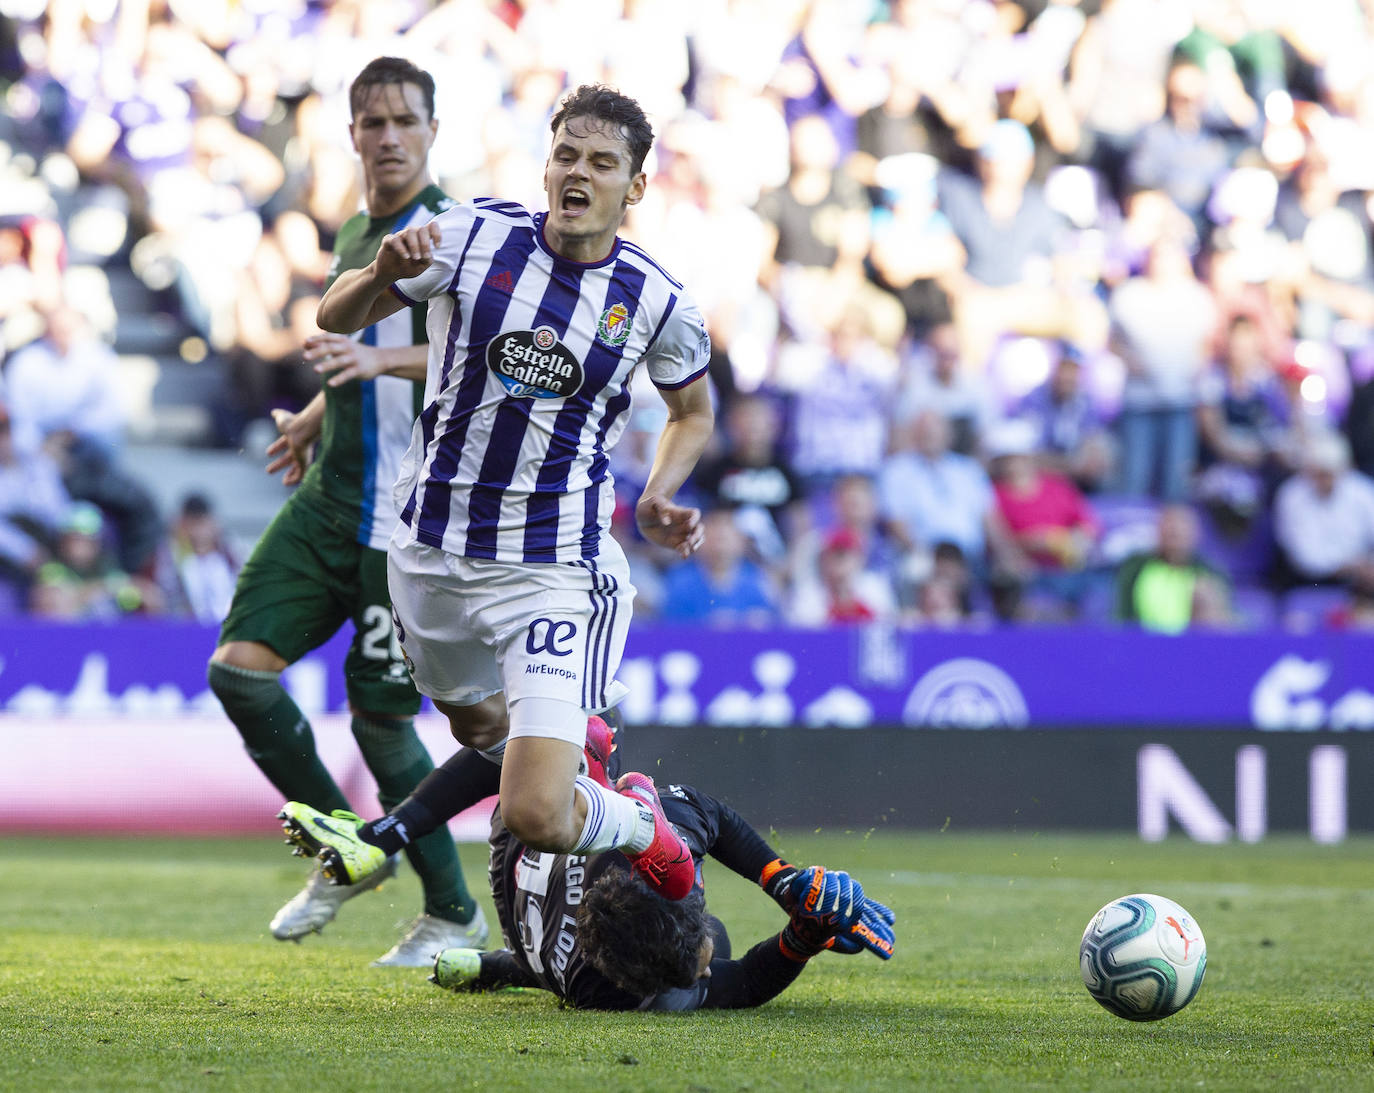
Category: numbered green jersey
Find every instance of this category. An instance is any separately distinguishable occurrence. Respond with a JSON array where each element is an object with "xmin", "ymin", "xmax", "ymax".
[{"xmin": 296, "ymin": 184, "xmax": 454, "ymax": 549}]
